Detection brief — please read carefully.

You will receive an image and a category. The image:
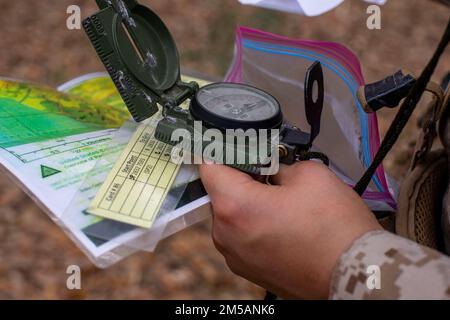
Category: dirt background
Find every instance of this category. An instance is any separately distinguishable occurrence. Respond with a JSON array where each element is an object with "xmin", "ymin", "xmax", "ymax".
[{"xmin": 0, "ymin": 0, "xmax": 449, "ymax": 299}]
